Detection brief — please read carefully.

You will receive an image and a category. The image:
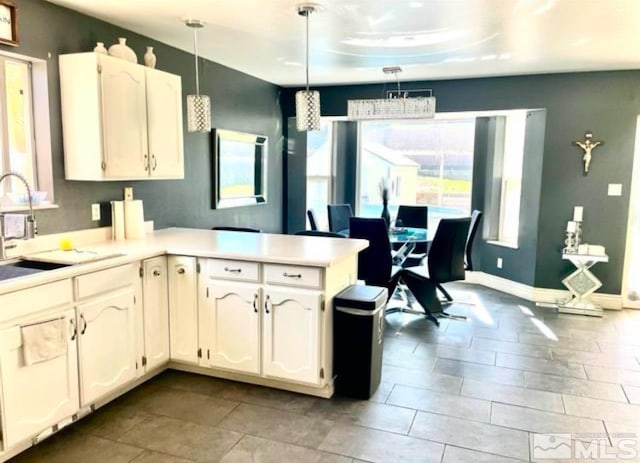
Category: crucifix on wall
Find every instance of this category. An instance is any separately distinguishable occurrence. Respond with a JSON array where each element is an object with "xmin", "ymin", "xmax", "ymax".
[{"xmin": 573, "ymin": 131, "xmax": 603, "ymax": 174}]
